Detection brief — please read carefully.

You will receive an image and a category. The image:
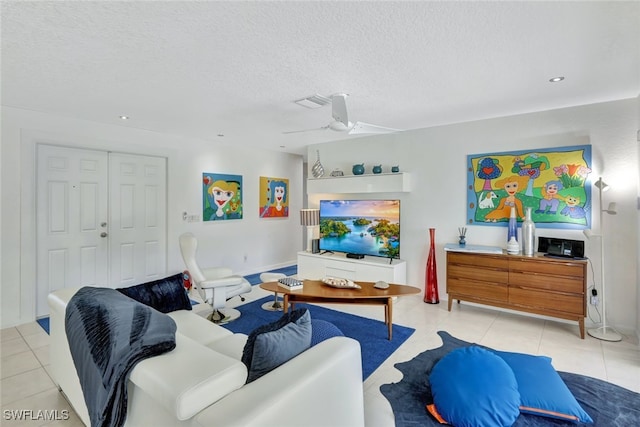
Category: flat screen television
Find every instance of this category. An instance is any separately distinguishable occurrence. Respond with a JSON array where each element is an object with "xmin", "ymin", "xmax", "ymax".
[{"xmin": 319, "ymin": 199, "xmax": 400, "ymax": 259}]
